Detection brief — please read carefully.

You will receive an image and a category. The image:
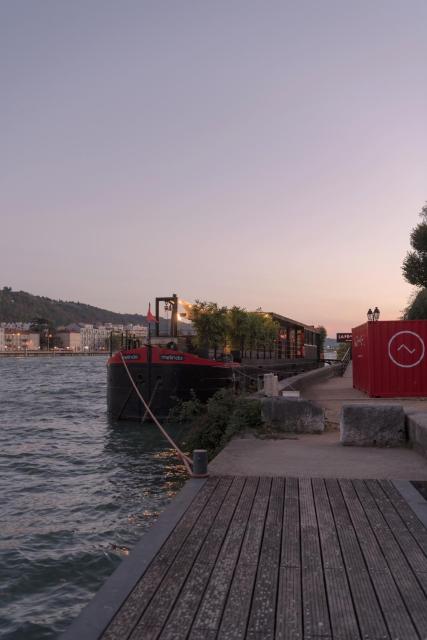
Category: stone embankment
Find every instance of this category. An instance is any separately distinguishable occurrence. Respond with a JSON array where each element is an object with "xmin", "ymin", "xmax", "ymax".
[
  {"xmin": 258, "ymin": 362, "xmax": 344, "ymax": 434},
  {"xmin": 210, "ymin": 361, "xmax": 427, "ymax": 477}
]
